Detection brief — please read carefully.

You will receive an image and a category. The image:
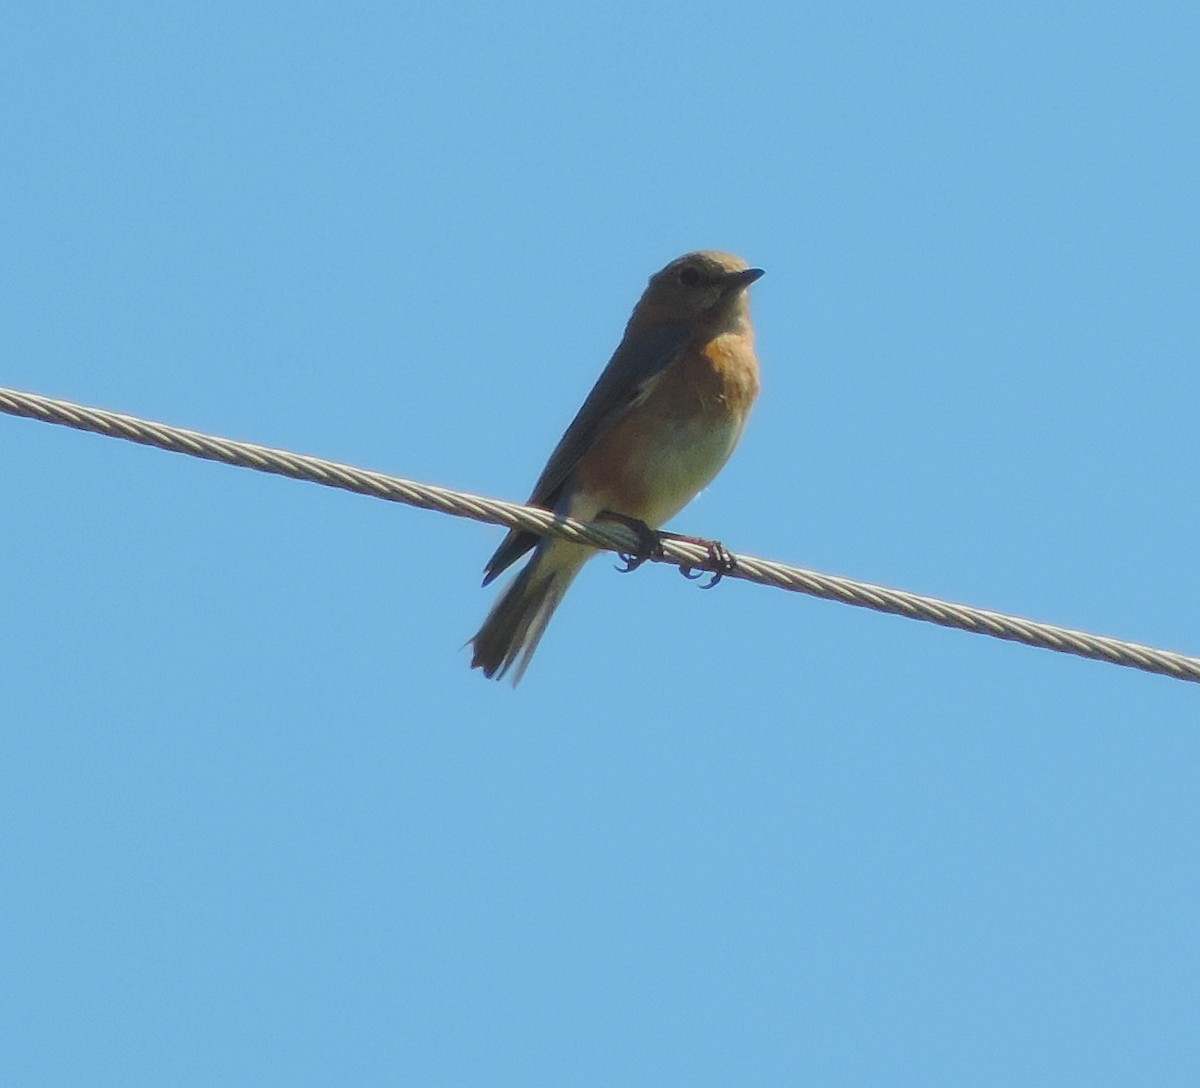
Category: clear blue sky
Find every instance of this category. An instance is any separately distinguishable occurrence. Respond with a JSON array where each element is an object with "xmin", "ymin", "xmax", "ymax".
[{"xmin": 3, "ymin": 3, "xmax": 1198, "ymax": 1084}]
